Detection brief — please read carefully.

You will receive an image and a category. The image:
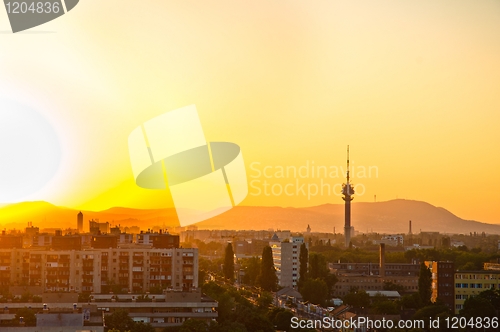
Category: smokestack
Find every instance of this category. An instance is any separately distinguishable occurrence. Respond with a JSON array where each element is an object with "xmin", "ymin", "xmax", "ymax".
[
  {"xmin": 409, "ymin": 220, "xmax": 412, "ymax": 235},
  {"xmin": 379, "ymin": 243, "xmax": 386, "ymax": 278}
]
